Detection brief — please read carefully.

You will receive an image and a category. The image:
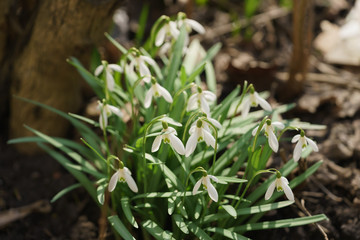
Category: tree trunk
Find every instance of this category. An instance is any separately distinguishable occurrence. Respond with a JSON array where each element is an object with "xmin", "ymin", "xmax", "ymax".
[{"xmin": 0, "ymin": 0, "xmax": 122, "ymax": 154}]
